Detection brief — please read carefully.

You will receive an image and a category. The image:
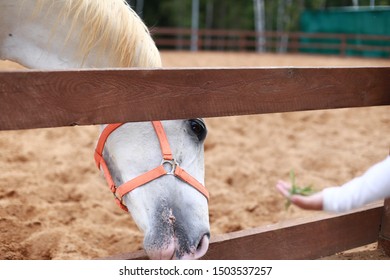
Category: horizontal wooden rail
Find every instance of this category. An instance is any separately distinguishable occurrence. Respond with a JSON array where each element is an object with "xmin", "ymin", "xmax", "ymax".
[
  {"xmin": 1, "ymin": 67, "xmax": 390, "ymax": 130},
  {"xmin": 101, "ymin": 202, "xmax": 383, "ymax": 260},
  {"xmin": 153, "ymin": 28, "xmax": 390, "ymax": 42}
]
